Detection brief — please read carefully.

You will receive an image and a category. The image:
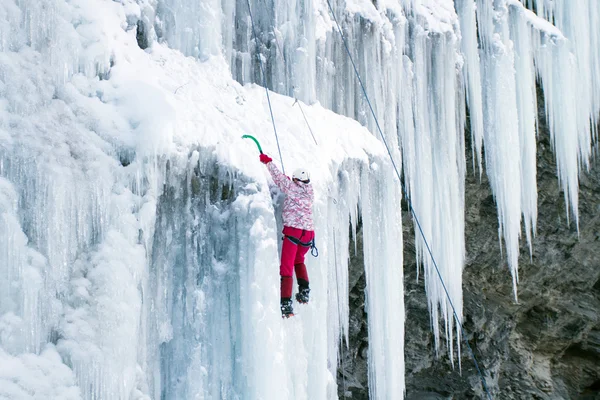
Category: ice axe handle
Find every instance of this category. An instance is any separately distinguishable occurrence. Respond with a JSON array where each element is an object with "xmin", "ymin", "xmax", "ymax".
[{"xmin": 242, "ymin": 134, "xmax": 264, "ymax": 154}]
